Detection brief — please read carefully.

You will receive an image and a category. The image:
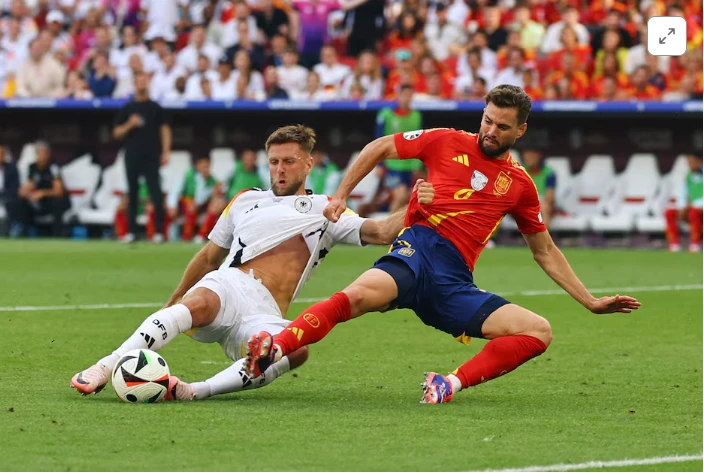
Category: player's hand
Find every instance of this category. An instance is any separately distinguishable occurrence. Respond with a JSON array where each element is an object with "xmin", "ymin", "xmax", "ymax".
[
  {"xmin": 414, "ymin": 179, "xmax": 435, "ymax": 205},
  {"xmin": 324, "ymin": 197, "xmax": 347, "ymax": 222},
  {"xmin": 587, "ymin": 294, "xmax": 641, "ymax": 314},
  {"xmin": 127, "ymin": 114, "xmax": 143, "ymax": 128}
]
